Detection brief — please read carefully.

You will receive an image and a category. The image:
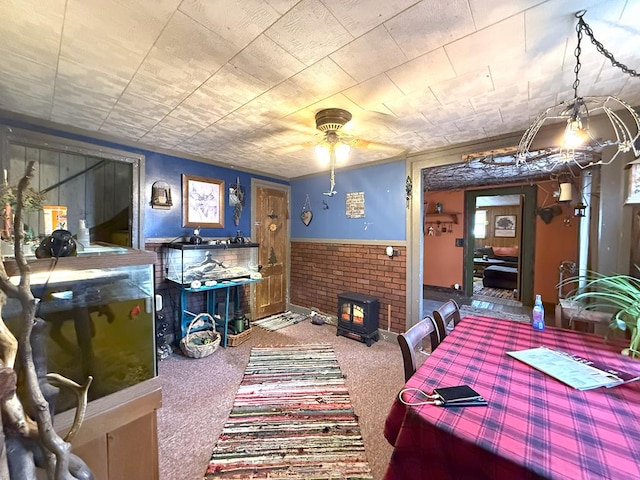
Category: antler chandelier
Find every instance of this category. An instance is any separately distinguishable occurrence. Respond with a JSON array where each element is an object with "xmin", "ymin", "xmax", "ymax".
[{"xmin": 516, "ymin": 10, "xmax": 640, "ymax": 170}]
